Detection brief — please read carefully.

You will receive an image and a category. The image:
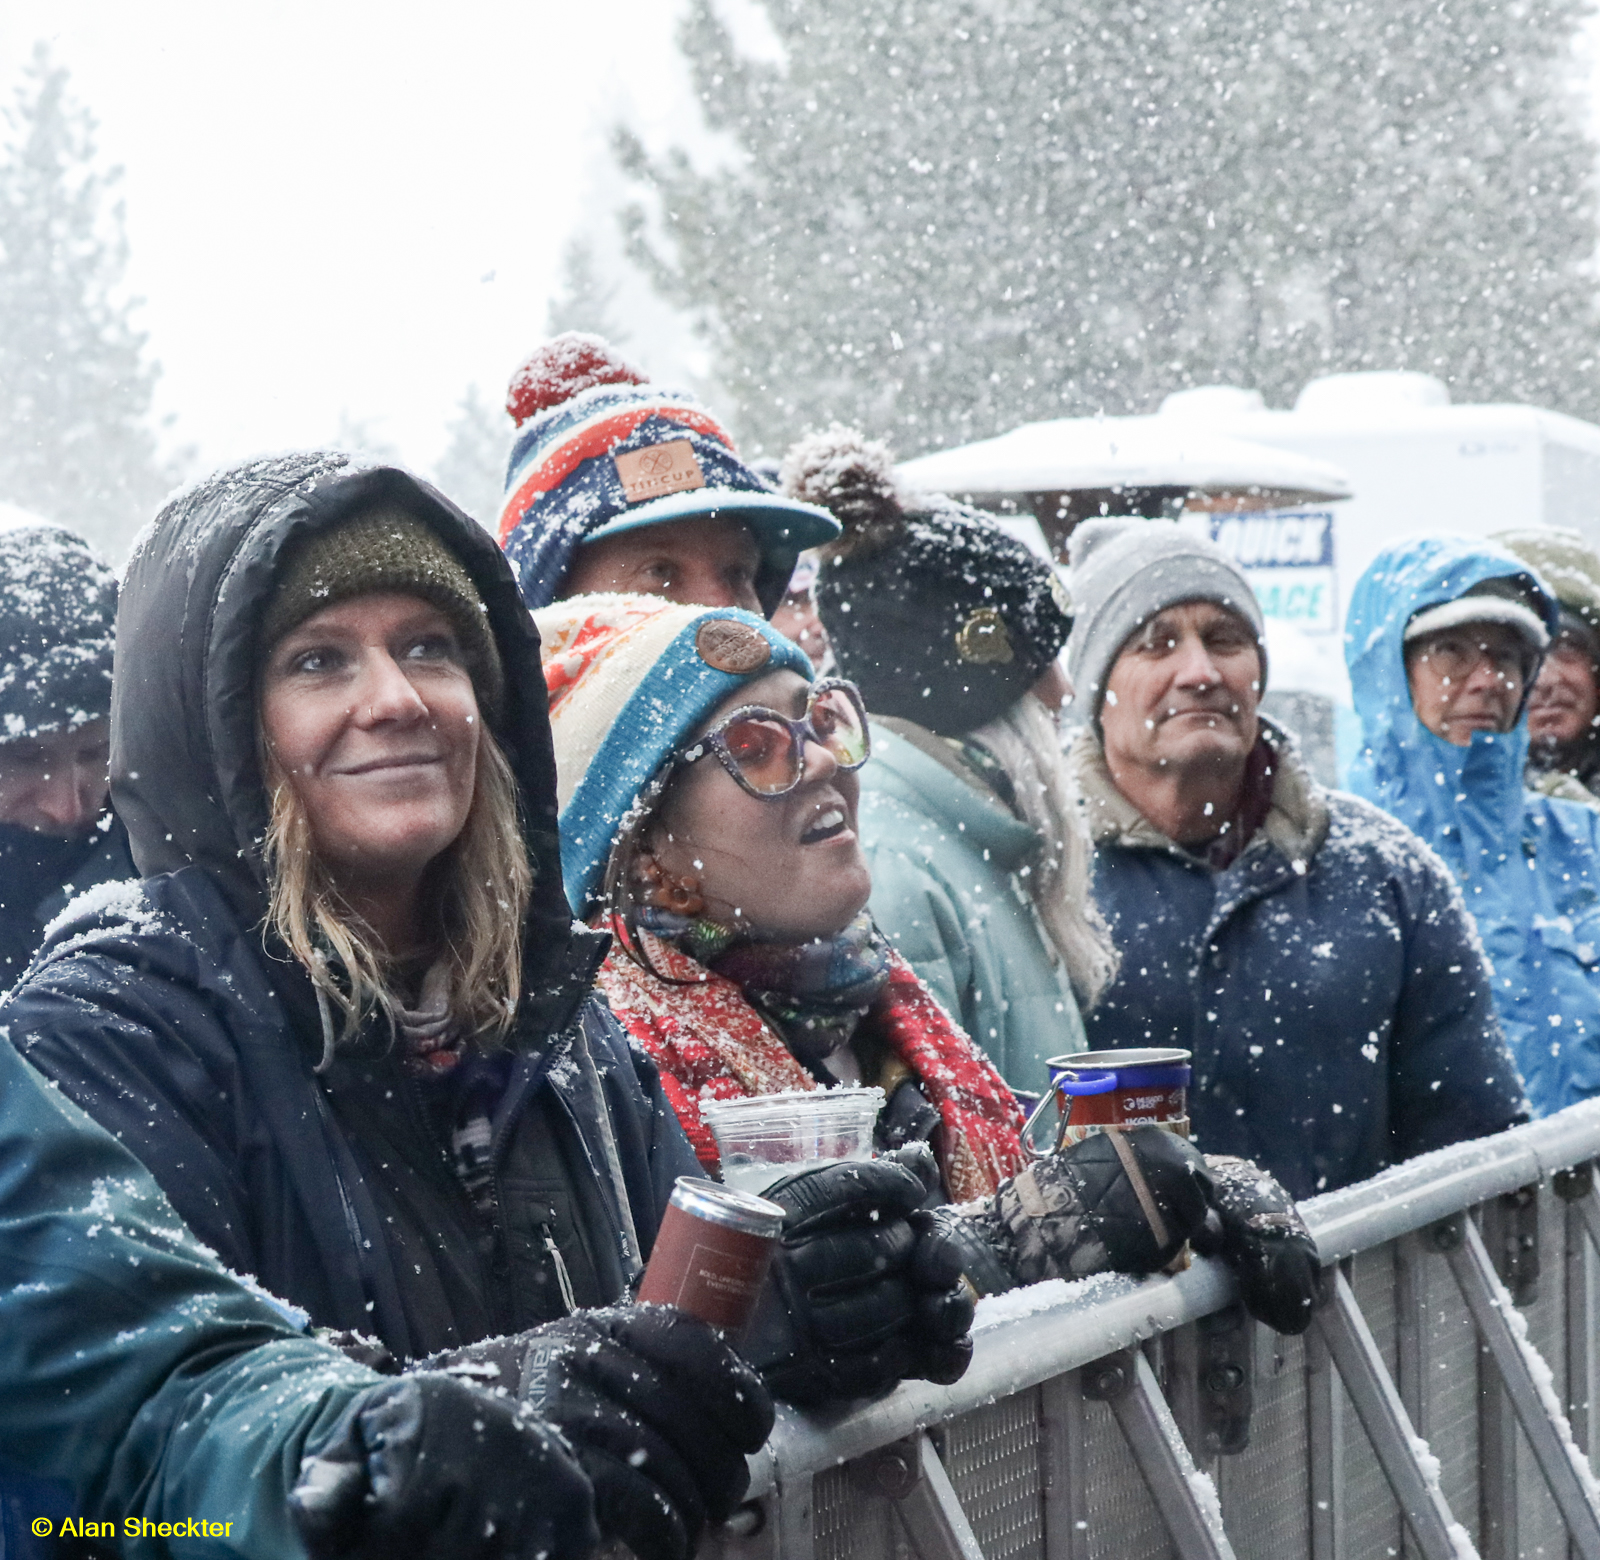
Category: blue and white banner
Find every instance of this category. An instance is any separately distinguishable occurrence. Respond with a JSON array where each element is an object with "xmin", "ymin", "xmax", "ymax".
[{"xmin": 1202, "ymin": 509, "xmax": 1338, "ymax": 635}]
